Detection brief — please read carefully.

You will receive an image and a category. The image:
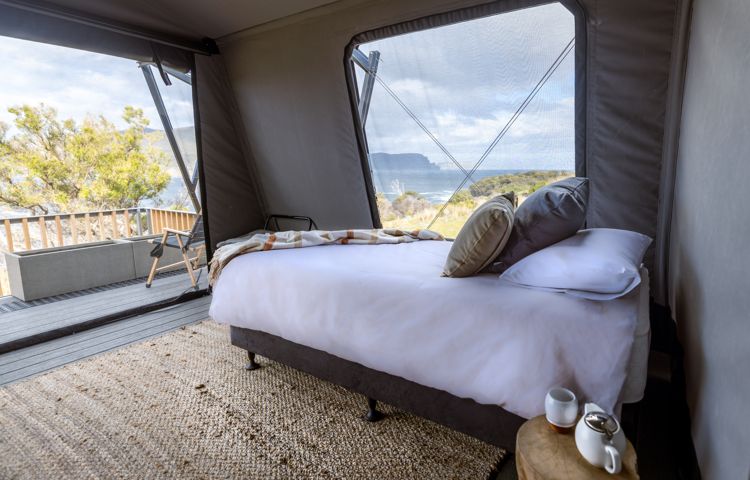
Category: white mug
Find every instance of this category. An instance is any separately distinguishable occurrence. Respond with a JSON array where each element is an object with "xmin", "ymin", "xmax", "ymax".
[{"xmin": 545, "ymin": 387, "xmax": 578, "ymax": 431}]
